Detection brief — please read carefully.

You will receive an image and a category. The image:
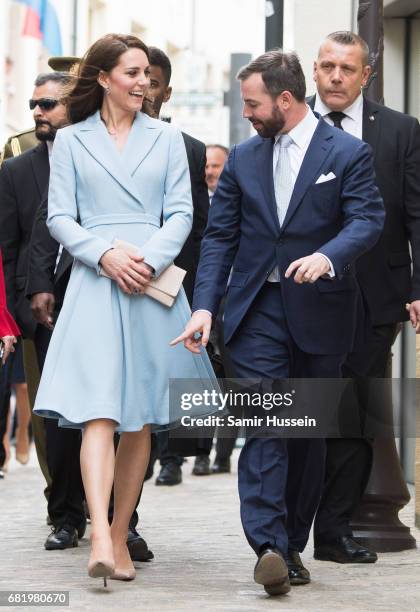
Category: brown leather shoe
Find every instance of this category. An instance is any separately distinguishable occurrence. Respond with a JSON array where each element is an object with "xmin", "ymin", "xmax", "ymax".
[{"xmin": 254, "ymin": 548, "xmax": 290, "ymax": 596}]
